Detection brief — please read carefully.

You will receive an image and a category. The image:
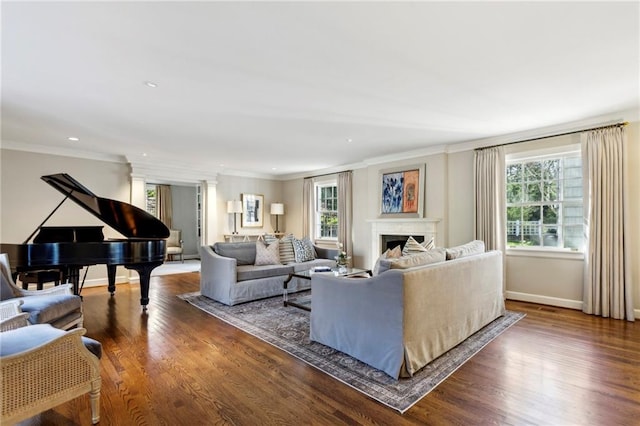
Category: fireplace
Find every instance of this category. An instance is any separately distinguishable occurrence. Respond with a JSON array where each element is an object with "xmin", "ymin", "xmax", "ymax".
[
  {"xmin": 368, "ymin": 218, "xmax": 439, "ymax": 267},
  {"xmin": 381, "ymin": 234, "xmax": 424, "ymax": 252}
]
